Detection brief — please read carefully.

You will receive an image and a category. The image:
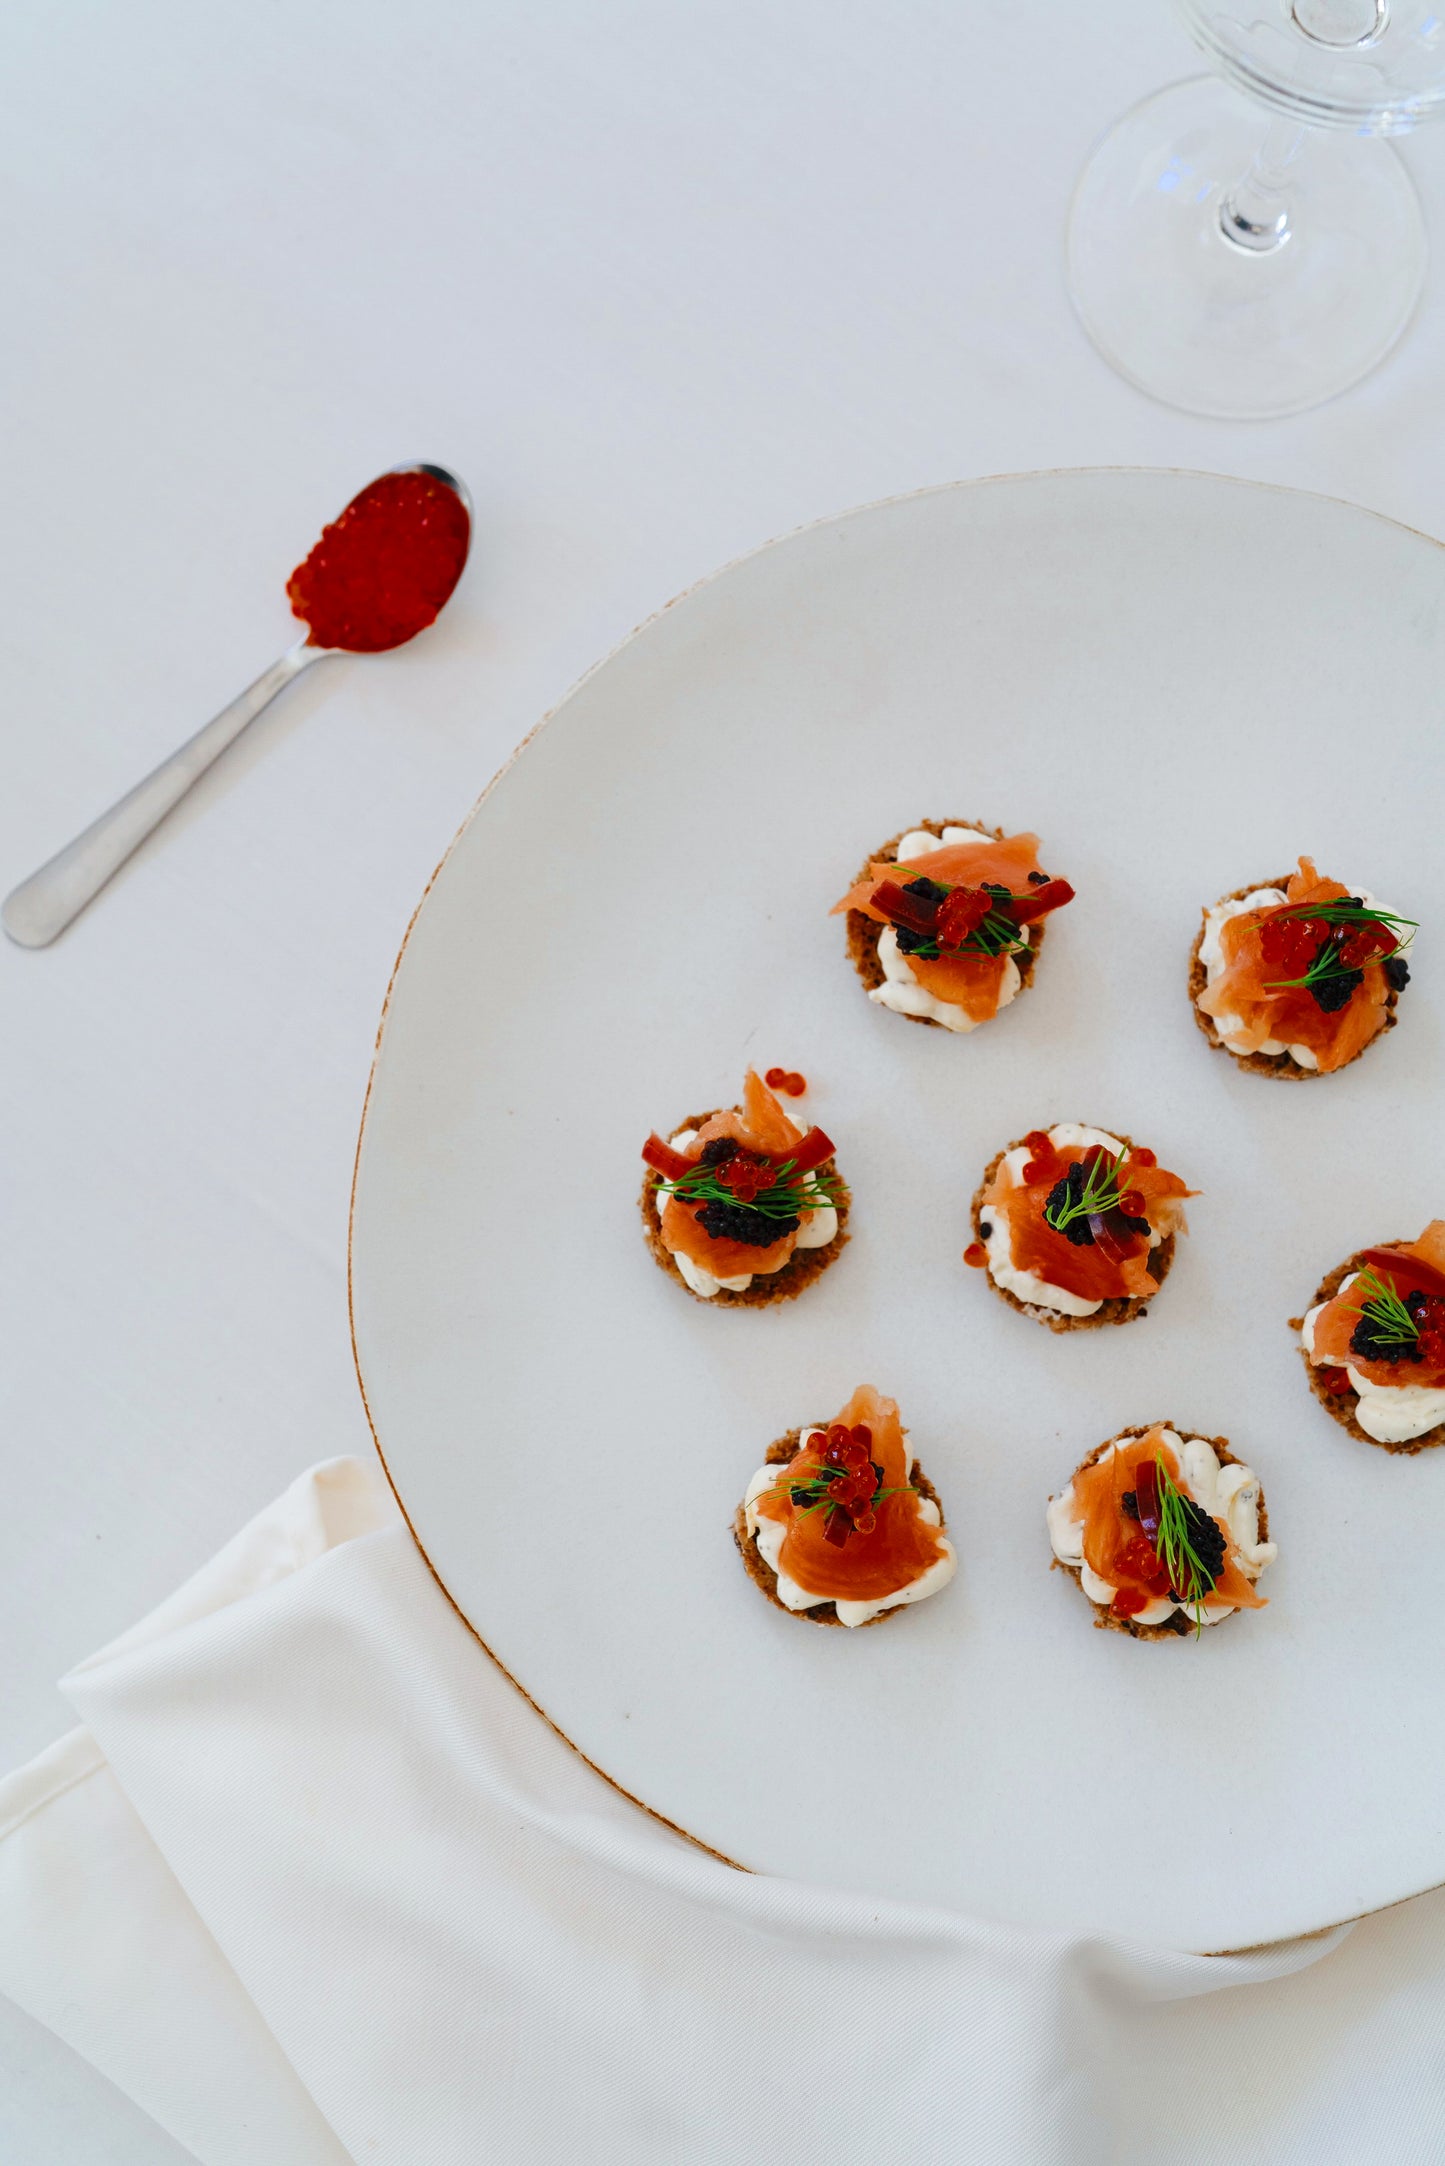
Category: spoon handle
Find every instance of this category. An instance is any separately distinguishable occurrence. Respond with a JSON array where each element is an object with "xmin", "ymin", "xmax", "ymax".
[{"xmin": 3, "ymin": 640, "xmax": 326, "ymax": 947}]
